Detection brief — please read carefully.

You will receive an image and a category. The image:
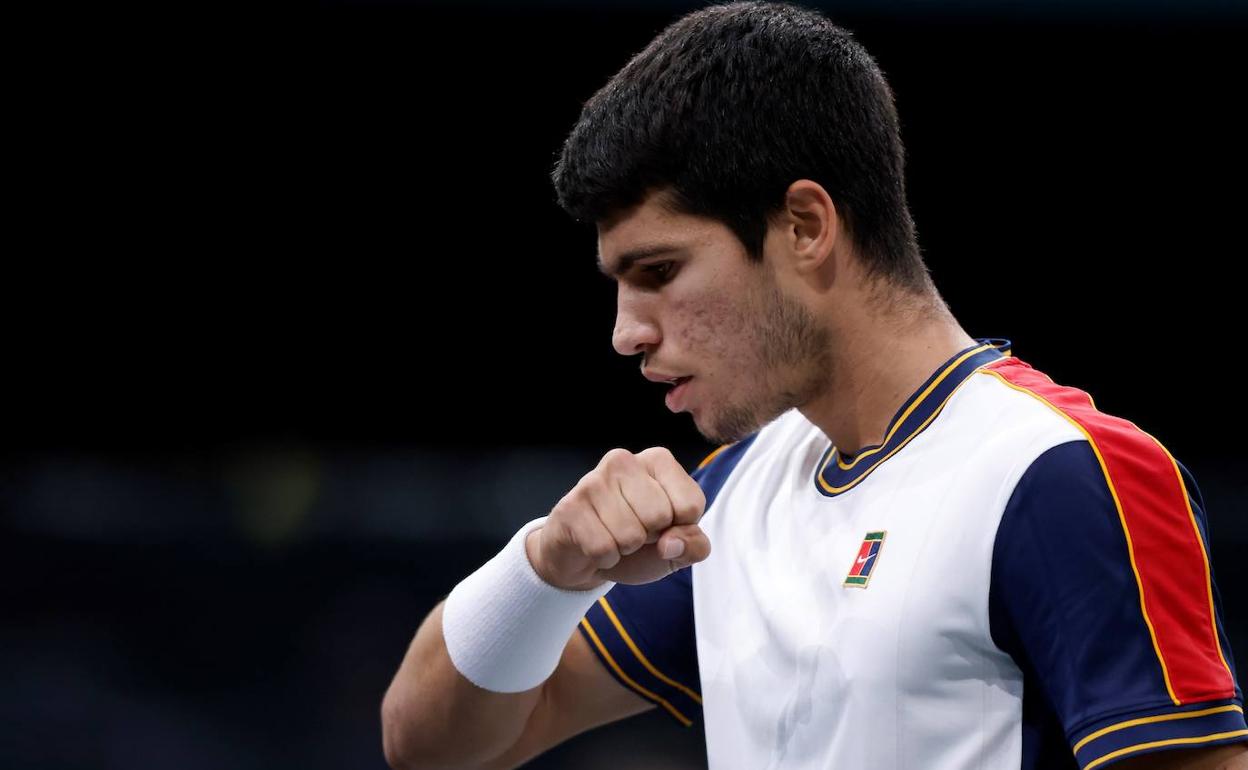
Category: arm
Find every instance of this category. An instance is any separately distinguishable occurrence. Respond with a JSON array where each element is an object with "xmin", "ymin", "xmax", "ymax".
[
  {"xmin": 381, "ymin": 600, "xmax": 653, "ymax": 770},
  {"xmin": 990, "ymin": 440, "xmax": 1246, "ymax": 770},
  {"xmin": 381, "ymin": 447, "xmax": 708, "ymax": 770}
]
